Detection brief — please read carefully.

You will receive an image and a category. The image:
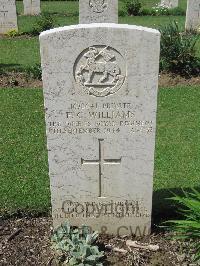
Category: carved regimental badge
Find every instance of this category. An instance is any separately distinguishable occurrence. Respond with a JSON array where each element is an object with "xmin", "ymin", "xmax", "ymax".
[
  {"xmin": 89, "ymin": 0, "xmax": 108, "ymax": 13},
  {"xmin": 74, "ymin": 46, "xmax": 126, "ymax": 97}
]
